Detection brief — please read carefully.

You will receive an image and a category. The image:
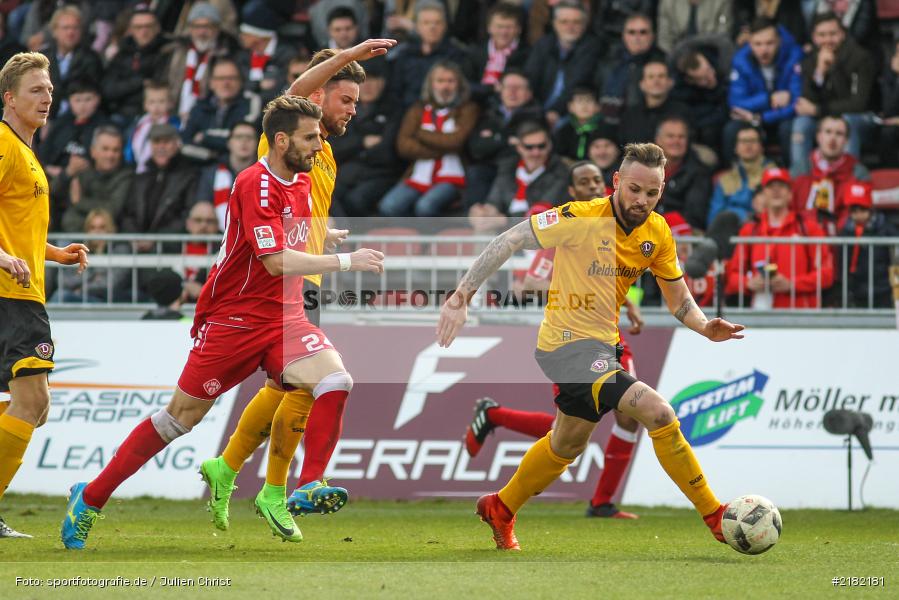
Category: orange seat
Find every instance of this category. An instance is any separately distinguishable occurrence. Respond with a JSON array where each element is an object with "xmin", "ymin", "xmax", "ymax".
[
  {"xmin": 869, "ymin": 169, "xmax": 899, "ymax": 210},
  {"xmin": 363, "ymin": 227, "xmax": 422, "ymax": 255}
]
